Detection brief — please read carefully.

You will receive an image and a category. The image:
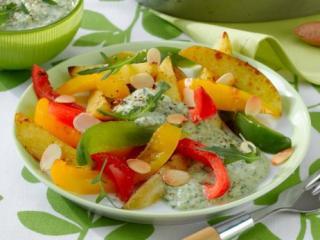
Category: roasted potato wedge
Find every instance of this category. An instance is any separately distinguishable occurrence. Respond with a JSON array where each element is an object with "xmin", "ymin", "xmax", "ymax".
[
  {"xmin": 124, "ymin": 173, "xmax": 165, "ymax": 209},
  {"xmin": 199, "ymin": 32, "xmax": 232, "ymax": 81},
  {"xmin": 15, "ymin": 113, "xmax": 76, "ymax": 164},
  {"xmin": 173, "ymin": 66, "xmax": 187, "ymax": 81},
  {"xmin": 68, "ymin": 64, "xmax": 107, "ymax": 78},
  {"xmin": 218, "ymin": 31, "xmax": 233, "ymax": 55},
  {"xmin": 156, "ymin": 56, "xmax": 181, "ymax": 101},
  {"xmin": 86, "ymin": 90, "xmax": 112, "ymax": 120},
  {"xmin": 180, "ymin": 46, "xmax": 282, "ymax": 117}
]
